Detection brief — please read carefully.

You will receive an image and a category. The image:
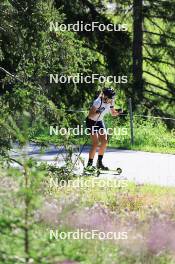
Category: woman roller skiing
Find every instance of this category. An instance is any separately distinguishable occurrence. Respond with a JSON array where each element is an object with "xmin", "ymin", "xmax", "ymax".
[{"xmin": 86, "ymin": 88, "xmax": 122, "ymax": 171}]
